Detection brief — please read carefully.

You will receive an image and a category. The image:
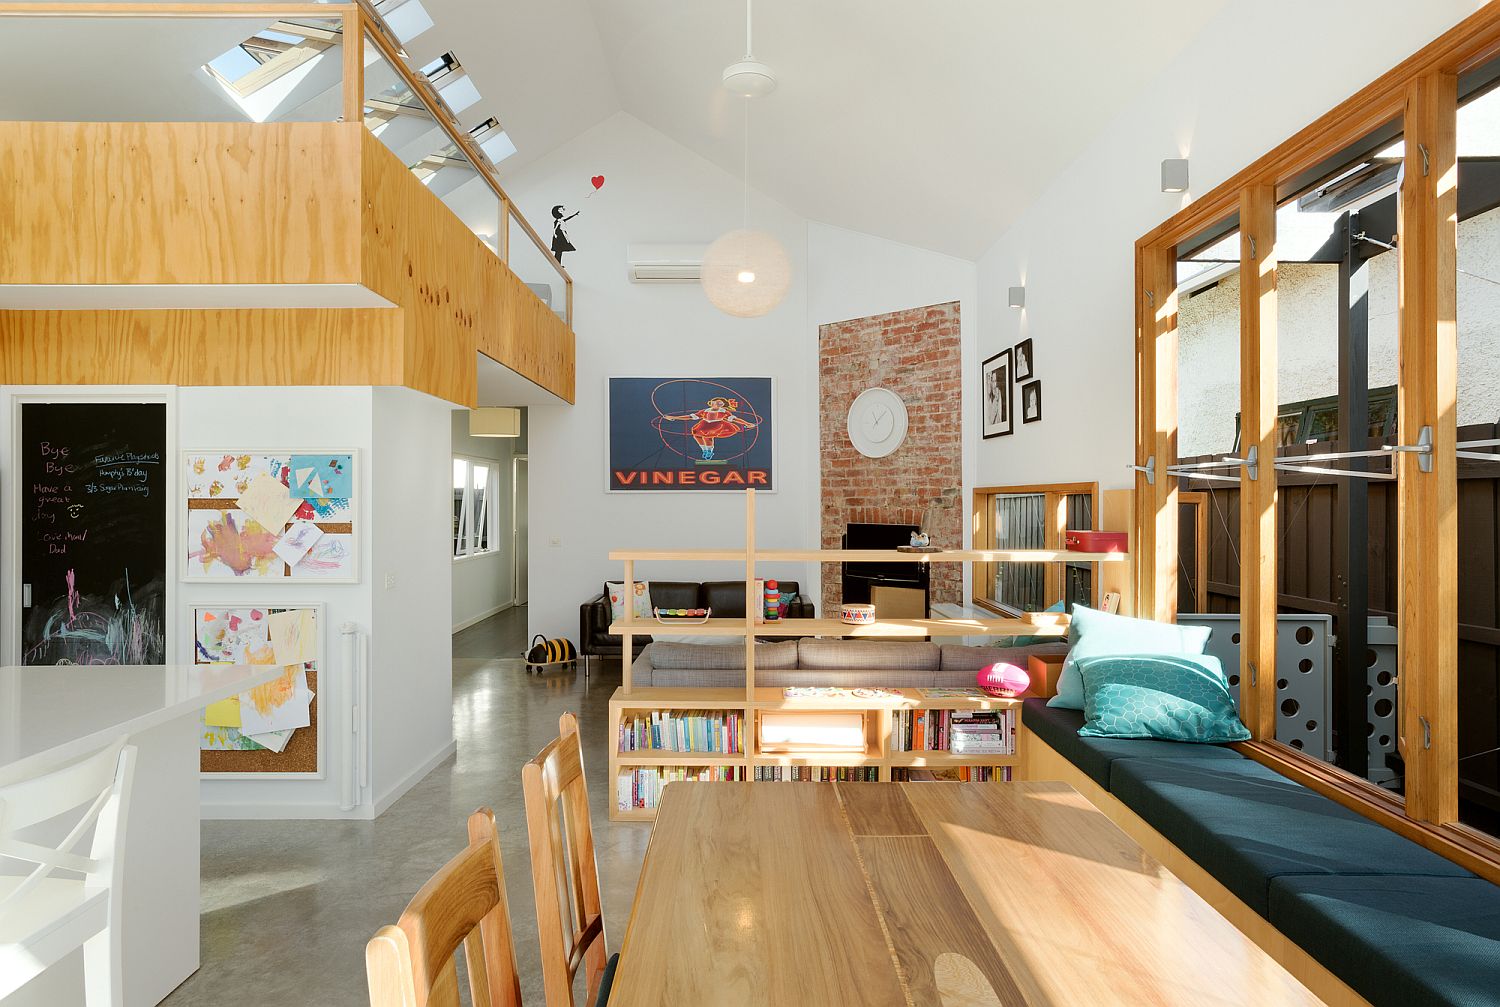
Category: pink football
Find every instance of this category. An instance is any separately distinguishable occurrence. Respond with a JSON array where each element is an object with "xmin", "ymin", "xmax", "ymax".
[{"xmin": 977, "ymin": 663, "xmax": 1030, "ymax": 698}]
